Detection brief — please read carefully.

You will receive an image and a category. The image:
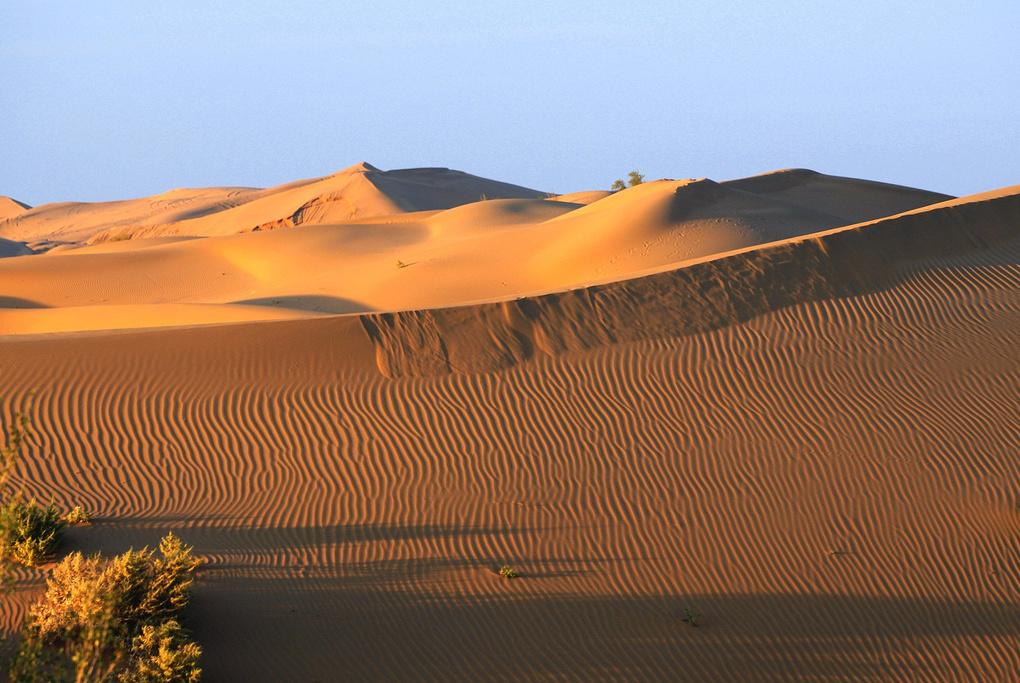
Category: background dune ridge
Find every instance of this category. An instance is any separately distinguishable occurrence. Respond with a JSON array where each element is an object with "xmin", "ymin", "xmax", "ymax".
[{"xmin": 0, "ymin": 168, "xmax": 975, "ymax": 337}]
